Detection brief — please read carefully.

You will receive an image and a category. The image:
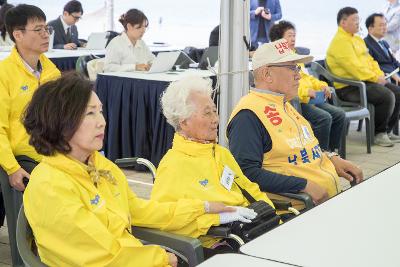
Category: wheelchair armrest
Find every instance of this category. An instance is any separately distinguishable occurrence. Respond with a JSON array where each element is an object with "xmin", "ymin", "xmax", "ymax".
[
  {"xmin": 279, "ymin": 192, "xmax": 314, "ymax": 210},
  {"xmin": 132, "ymin": 226, "xmax": 204, "ymax": 266},
  {"xmin": 115, "ymin": 158, "xmax": 156, "ymax": 180},
  {"xmin": 206, "ymin": 226, "xmax": 231, "ymax": 237}
]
